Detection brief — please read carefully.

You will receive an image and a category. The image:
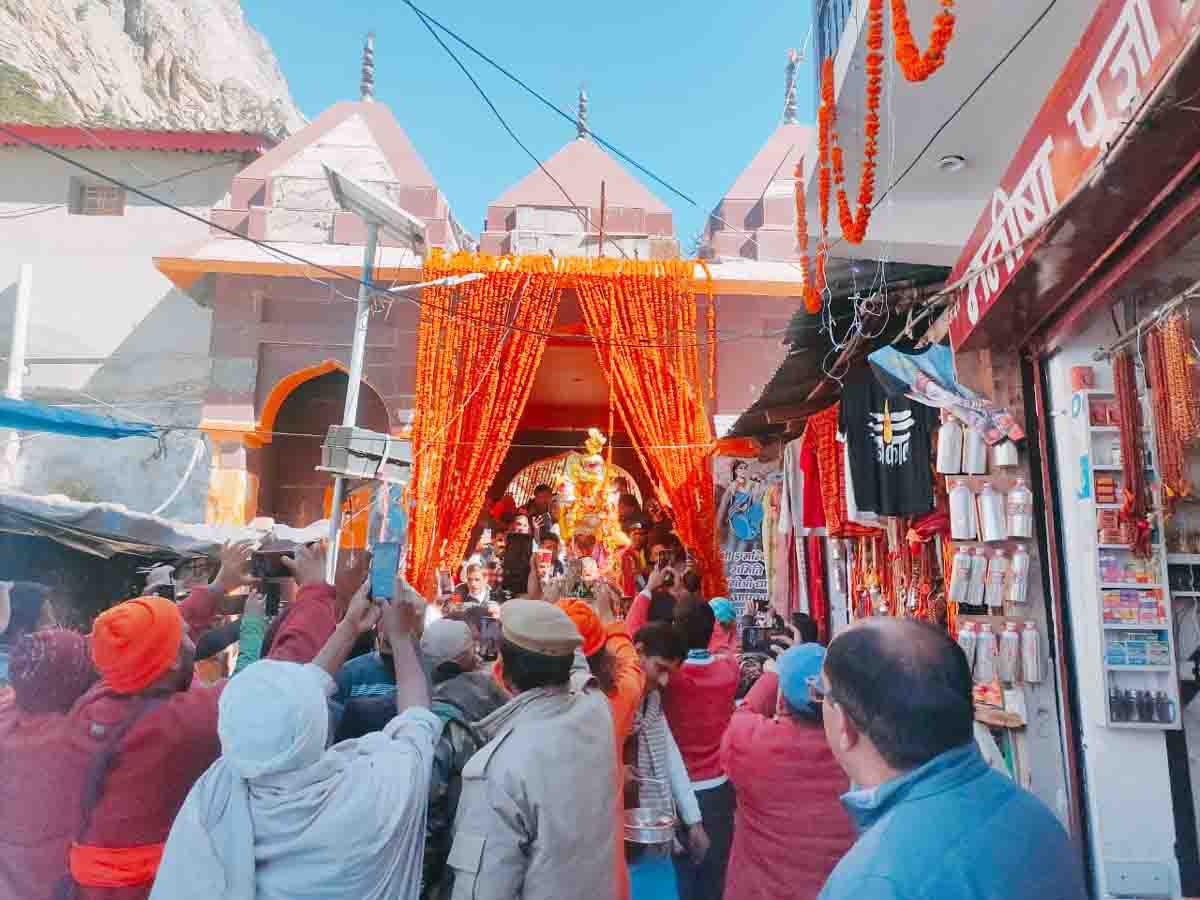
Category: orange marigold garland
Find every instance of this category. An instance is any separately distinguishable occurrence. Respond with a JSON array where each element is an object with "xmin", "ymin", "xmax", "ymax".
[
  {"xmin": 830, "ymin": 0, "xmax": 883, "ymax": 245},
  {"xmin": 794, "ymin": 162, "xmax": 824, "ymax": 314},
  {"xmin": 406, "ymin": 251, "xmax": 564, "ymax": 593},
  {"xmin": 892, "ymin": 0, "xmax": 956, "ymax": 82},
  {"xmin": 572, "ymin": 258, "xmax": 728, "ymax": 598}
]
